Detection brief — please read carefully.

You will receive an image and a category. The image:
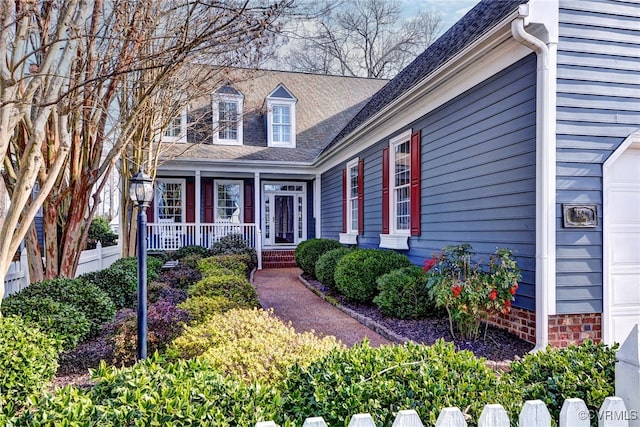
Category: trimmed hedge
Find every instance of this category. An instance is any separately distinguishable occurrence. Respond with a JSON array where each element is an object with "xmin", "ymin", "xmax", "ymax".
[
  {"xmin": 373, "ymin": 265, "xmax": 434, "ymax": 319},
  {"xmin": 198, "ymin": 254, "xmax": 251, "ymax": 277},
  {"xmin": 504, "ymin": 340, "xmax": 618, "ymax": 424},
  {"xmin": 1, "ymin": 296, "xmax": 90, "ymax": 350},
  {"xmin": 294, "ymin": 238, "xmax": 344, "ymax": 277},
  {"xmin": 210, "ymin": 234, "xmax": 258, "ymax": 270},
  {"xmin": 279, "ymin": 340, "xmax": 519, "ymax": 426},
  {"xmin": 315, "ymin": 247, "xmax": 353, "ymax": 290},
  {"xmin": 171, "ymin": 245, "xmax": 212, "ymax": 261},
  {"xmin": 0, "ymin": 316, "xmax": 60, "ymax": 410},
  {"xmin": 178, "ymin": 296, "xmax": 249, "ymax": 324},
  {"xmin": 12, "ymin": 277, "xmax": 115, "ymax": 336},
  {"xmin": 188, "ymin": 274, "xmax": 259, "ymax": 308},
  {"xmin": 169, "ymin": 308, "xmax": 341, "ymax": 384},
  {"xmin": 82, "ymin": 266, "xmax": 137, "ymax": 310},
  {"xmin": 14, "ymin": 357, "xmax": 284, "ymax": 426},
  {"xmin": 334, "ymin": 249, "xmax": 412, "ymax": 303}
]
